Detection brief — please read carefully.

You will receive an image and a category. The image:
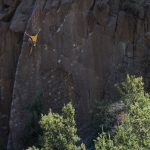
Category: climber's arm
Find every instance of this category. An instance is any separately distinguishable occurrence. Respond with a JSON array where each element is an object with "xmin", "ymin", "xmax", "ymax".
[
  {"xmin": 36, "ymin": 28, "xmax": 41, "ymax": 36},
  {"xmin": 25, "ymin": 32, "xmax": 31, "ymax": 38}
]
